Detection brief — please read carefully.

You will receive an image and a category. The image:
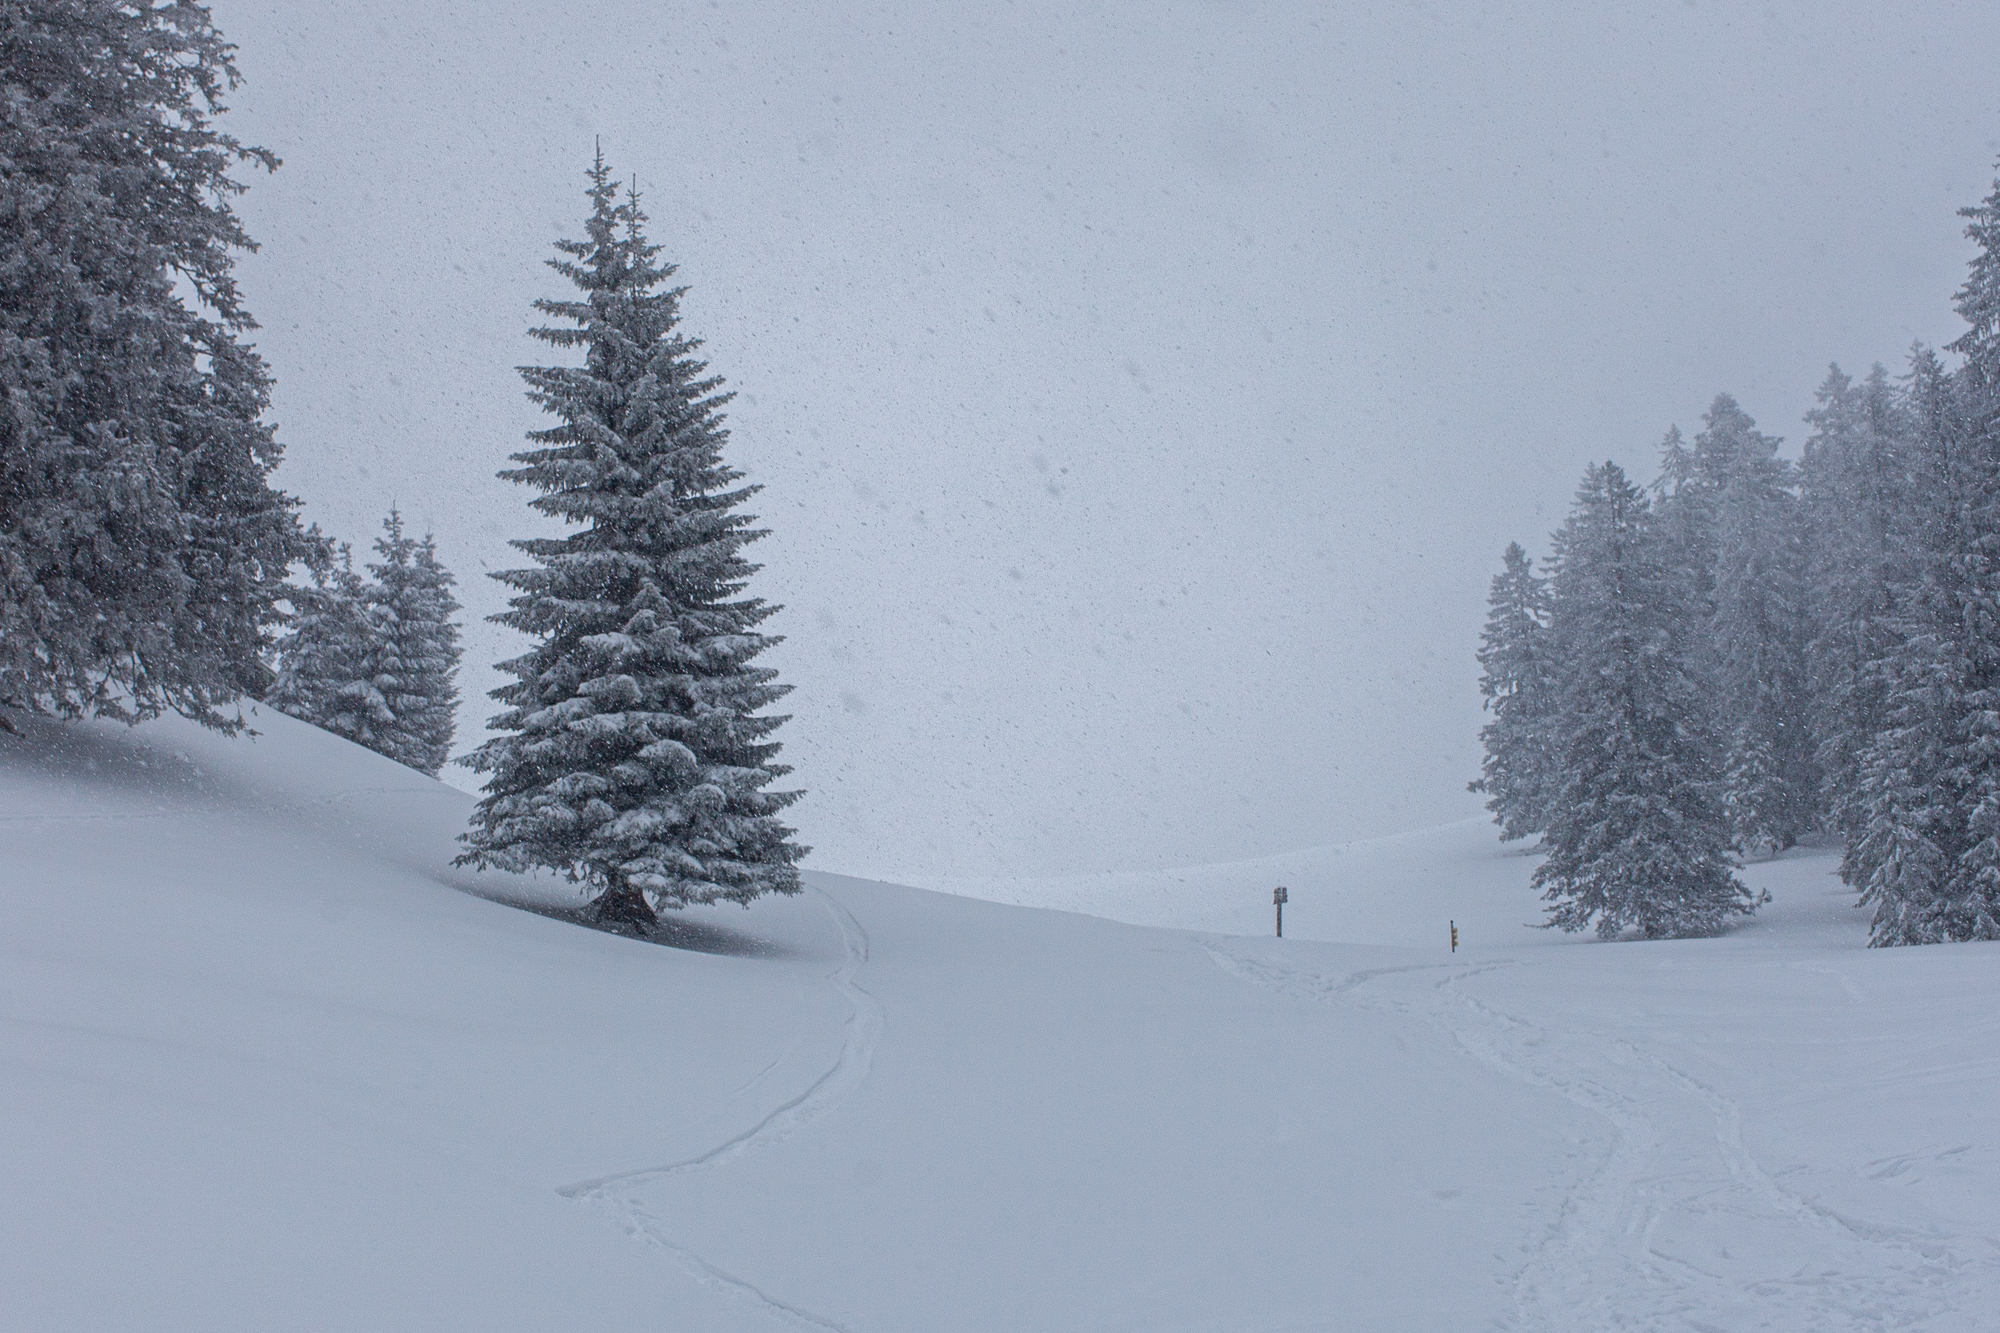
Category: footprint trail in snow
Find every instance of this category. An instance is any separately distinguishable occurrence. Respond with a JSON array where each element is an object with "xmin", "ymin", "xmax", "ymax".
[
  {"xmin": 1205, "ymin": 939, "xmax": 1999, "ymax": 1332},
  {"xmin": 561, "ymin": 888, "xmax": 883, "ymax": 1331}
]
